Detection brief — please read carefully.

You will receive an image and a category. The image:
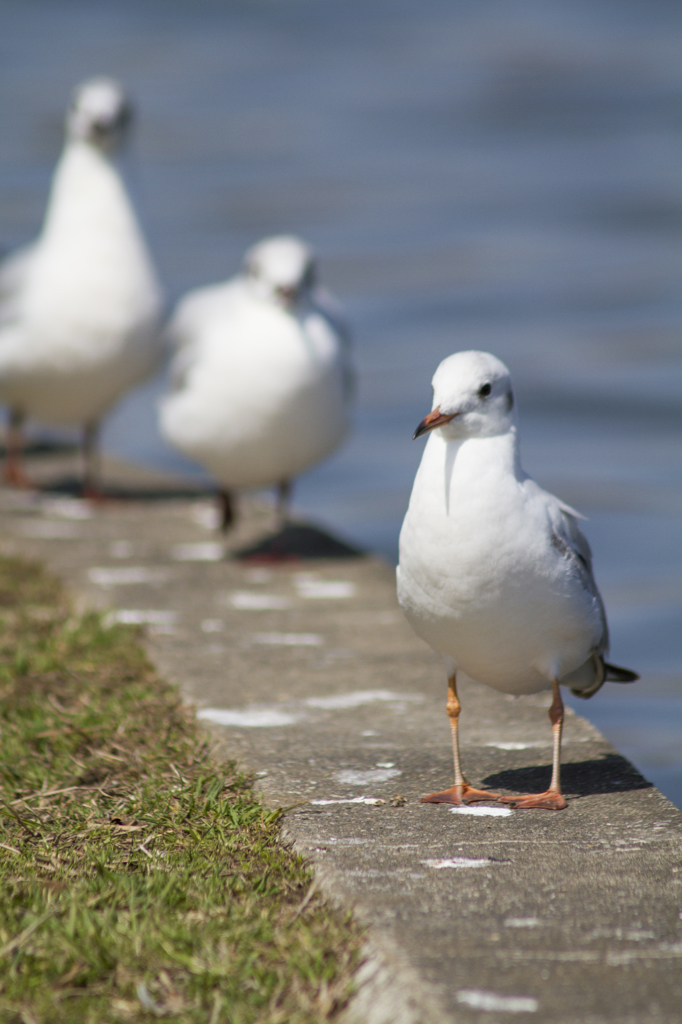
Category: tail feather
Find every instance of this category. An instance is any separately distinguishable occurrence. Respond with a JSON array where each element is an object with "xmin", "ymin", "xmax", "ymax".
[
  {"xmin": 603, "ymin": 661, "xmax": 639, "ymax": 683},
  {"xmin": 570, "ymin": 657, "xmax": 638, "ymax": 699}
]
